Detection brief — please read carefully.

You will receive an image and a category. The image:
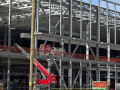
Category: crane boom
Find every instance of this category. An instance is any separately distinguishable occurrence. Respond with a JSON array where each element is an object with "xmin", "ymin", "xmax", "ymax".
[{"xmin": 15, "ymin": 43, "xmax": 57, "ymax": 85}]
